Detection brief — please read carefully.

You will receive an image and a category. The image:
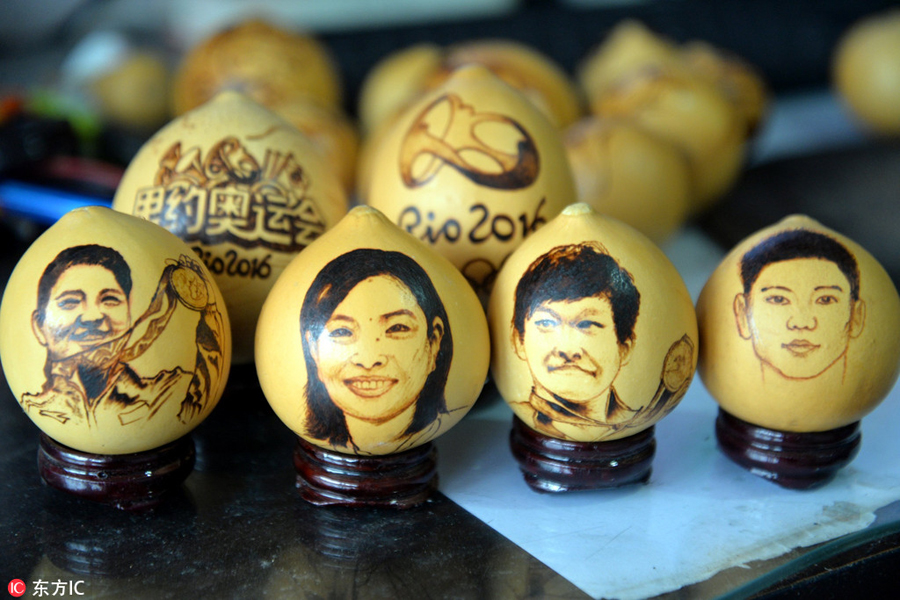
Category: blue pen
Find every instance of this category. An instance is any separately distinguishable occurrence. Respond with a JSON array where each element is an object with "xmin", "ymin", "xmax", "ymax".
[{"xmin": 0, "ymin": 180, "xmax": 112, "ymax": 224}]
